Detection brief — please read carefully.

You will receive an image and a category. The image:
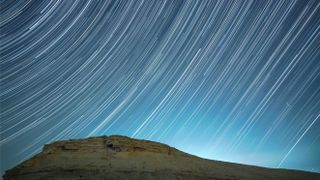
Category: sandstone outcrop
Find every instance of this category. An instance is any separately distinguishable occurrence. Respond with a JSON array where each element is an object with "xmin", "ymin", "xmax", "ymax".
[{"xmin": 3, "ymin": 135, "xmax": 319, "ymax": 180}]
